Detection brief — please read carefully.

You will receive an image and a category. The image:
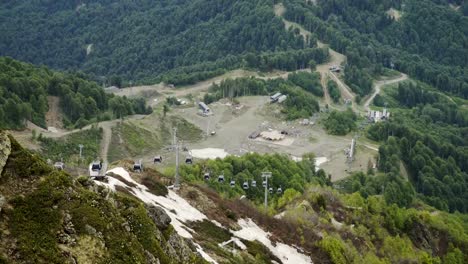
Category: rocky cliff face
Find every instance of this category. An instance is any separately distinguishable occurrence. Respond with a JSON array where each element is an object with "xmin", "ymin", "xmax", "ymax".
[{"xmin": 0, "ymin": 131, "xmax": 11, "ymax": 177}]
